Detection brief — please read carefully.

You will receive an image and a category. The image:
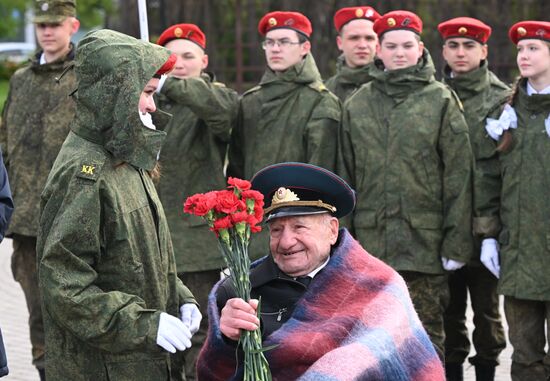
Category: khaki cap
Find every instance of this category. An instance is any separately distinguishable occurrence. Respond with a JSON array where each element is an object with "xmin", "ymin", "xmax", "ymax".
[{"xmin": 33, "ymin": 0, "xmax": 76, "ymax": 23}]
